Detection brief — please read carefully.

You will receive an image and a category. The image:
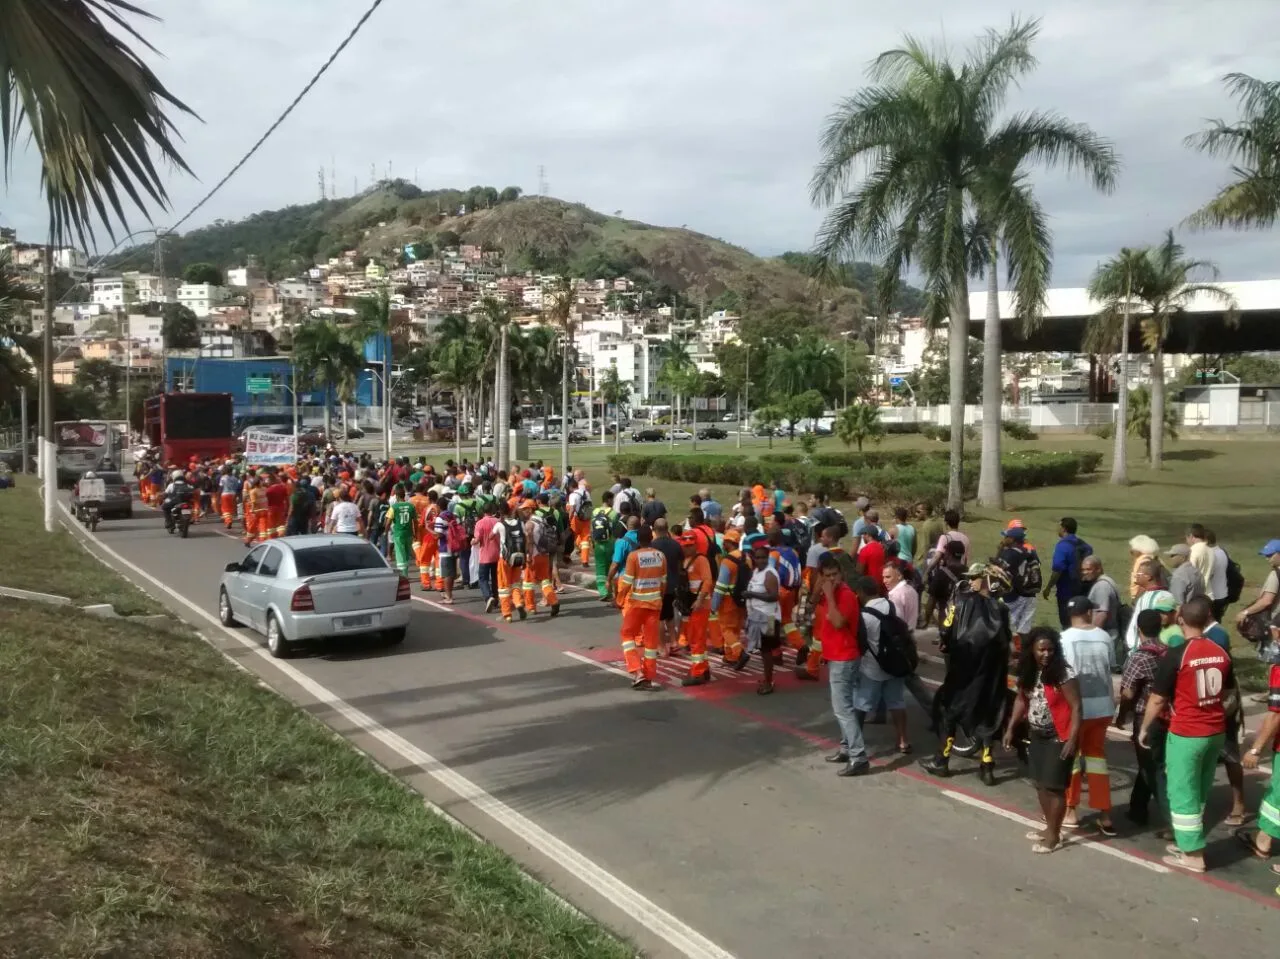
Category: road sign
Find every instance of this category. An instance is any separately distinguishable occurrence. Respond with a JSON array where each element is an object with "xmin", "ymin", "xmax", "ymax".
[
  {"xmin": 889, "ymin": 376, "xmax": 905, "ymax": 387},
  {"xmin": 246, "ymin": 376, "xmax": 273, "ymax": 394}
]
